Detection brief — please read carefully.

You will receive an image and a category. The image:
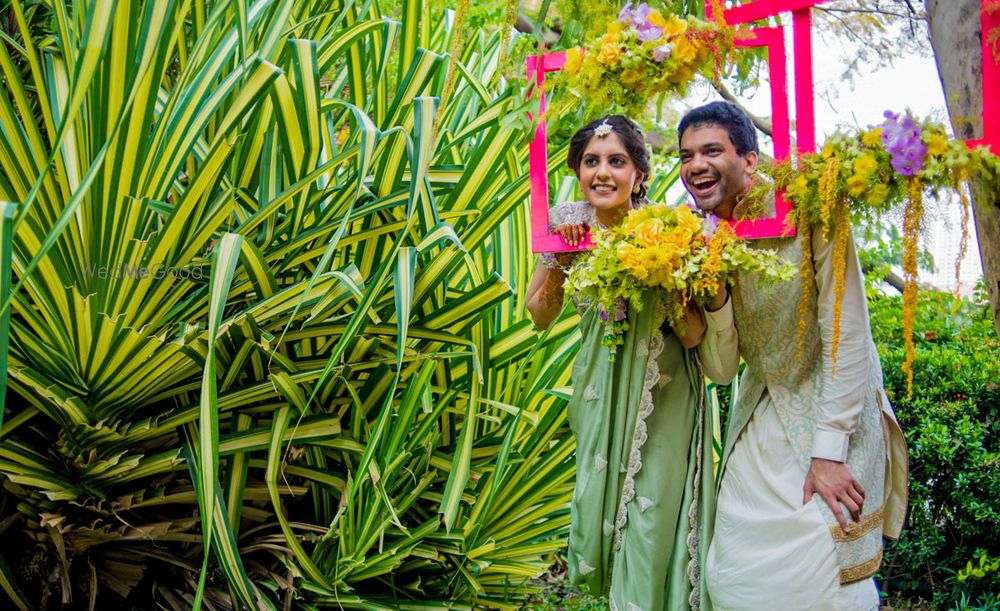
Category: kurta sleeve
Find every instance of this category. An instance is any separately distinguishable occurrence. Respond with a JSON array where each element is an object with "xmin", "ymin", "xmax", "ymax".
[
  {"xmin": 699, "ymin": 295, "xmax": 740, "ymax": 385},
  {"xmin": 810, "ymin": 226, "xmax": 872, "ymax": 463}
]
